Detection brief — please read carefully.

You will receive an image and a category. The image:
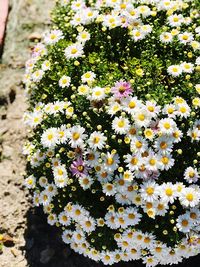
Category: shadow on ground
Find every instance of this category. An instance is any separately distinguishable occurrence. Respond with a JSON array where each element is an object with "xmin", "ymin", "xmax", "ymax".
[{"xmin": 23, "ymin": 207, "xmax": 200, "ymax": 267}]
